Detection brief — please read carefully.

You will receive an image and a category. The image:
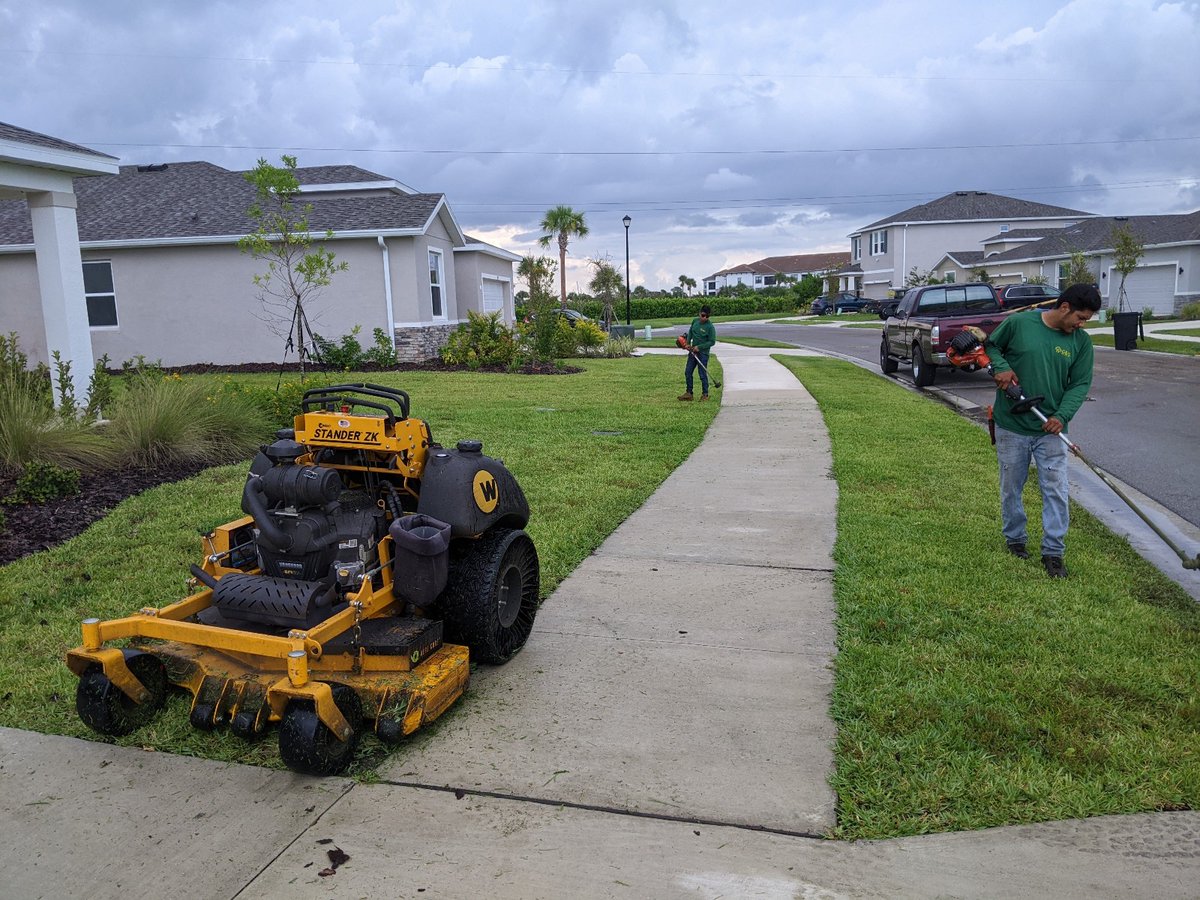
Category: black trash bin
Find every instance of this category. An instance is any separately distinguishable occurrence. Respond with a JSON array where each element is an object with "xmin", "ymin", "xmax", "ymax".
[
  {"xmin": 389, "ymin": 514, "xmax": 451, "ymax": 608},
  {"xmin": 1111, "ymin": 311, "xmax": 1141, "ymax": 351}
]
